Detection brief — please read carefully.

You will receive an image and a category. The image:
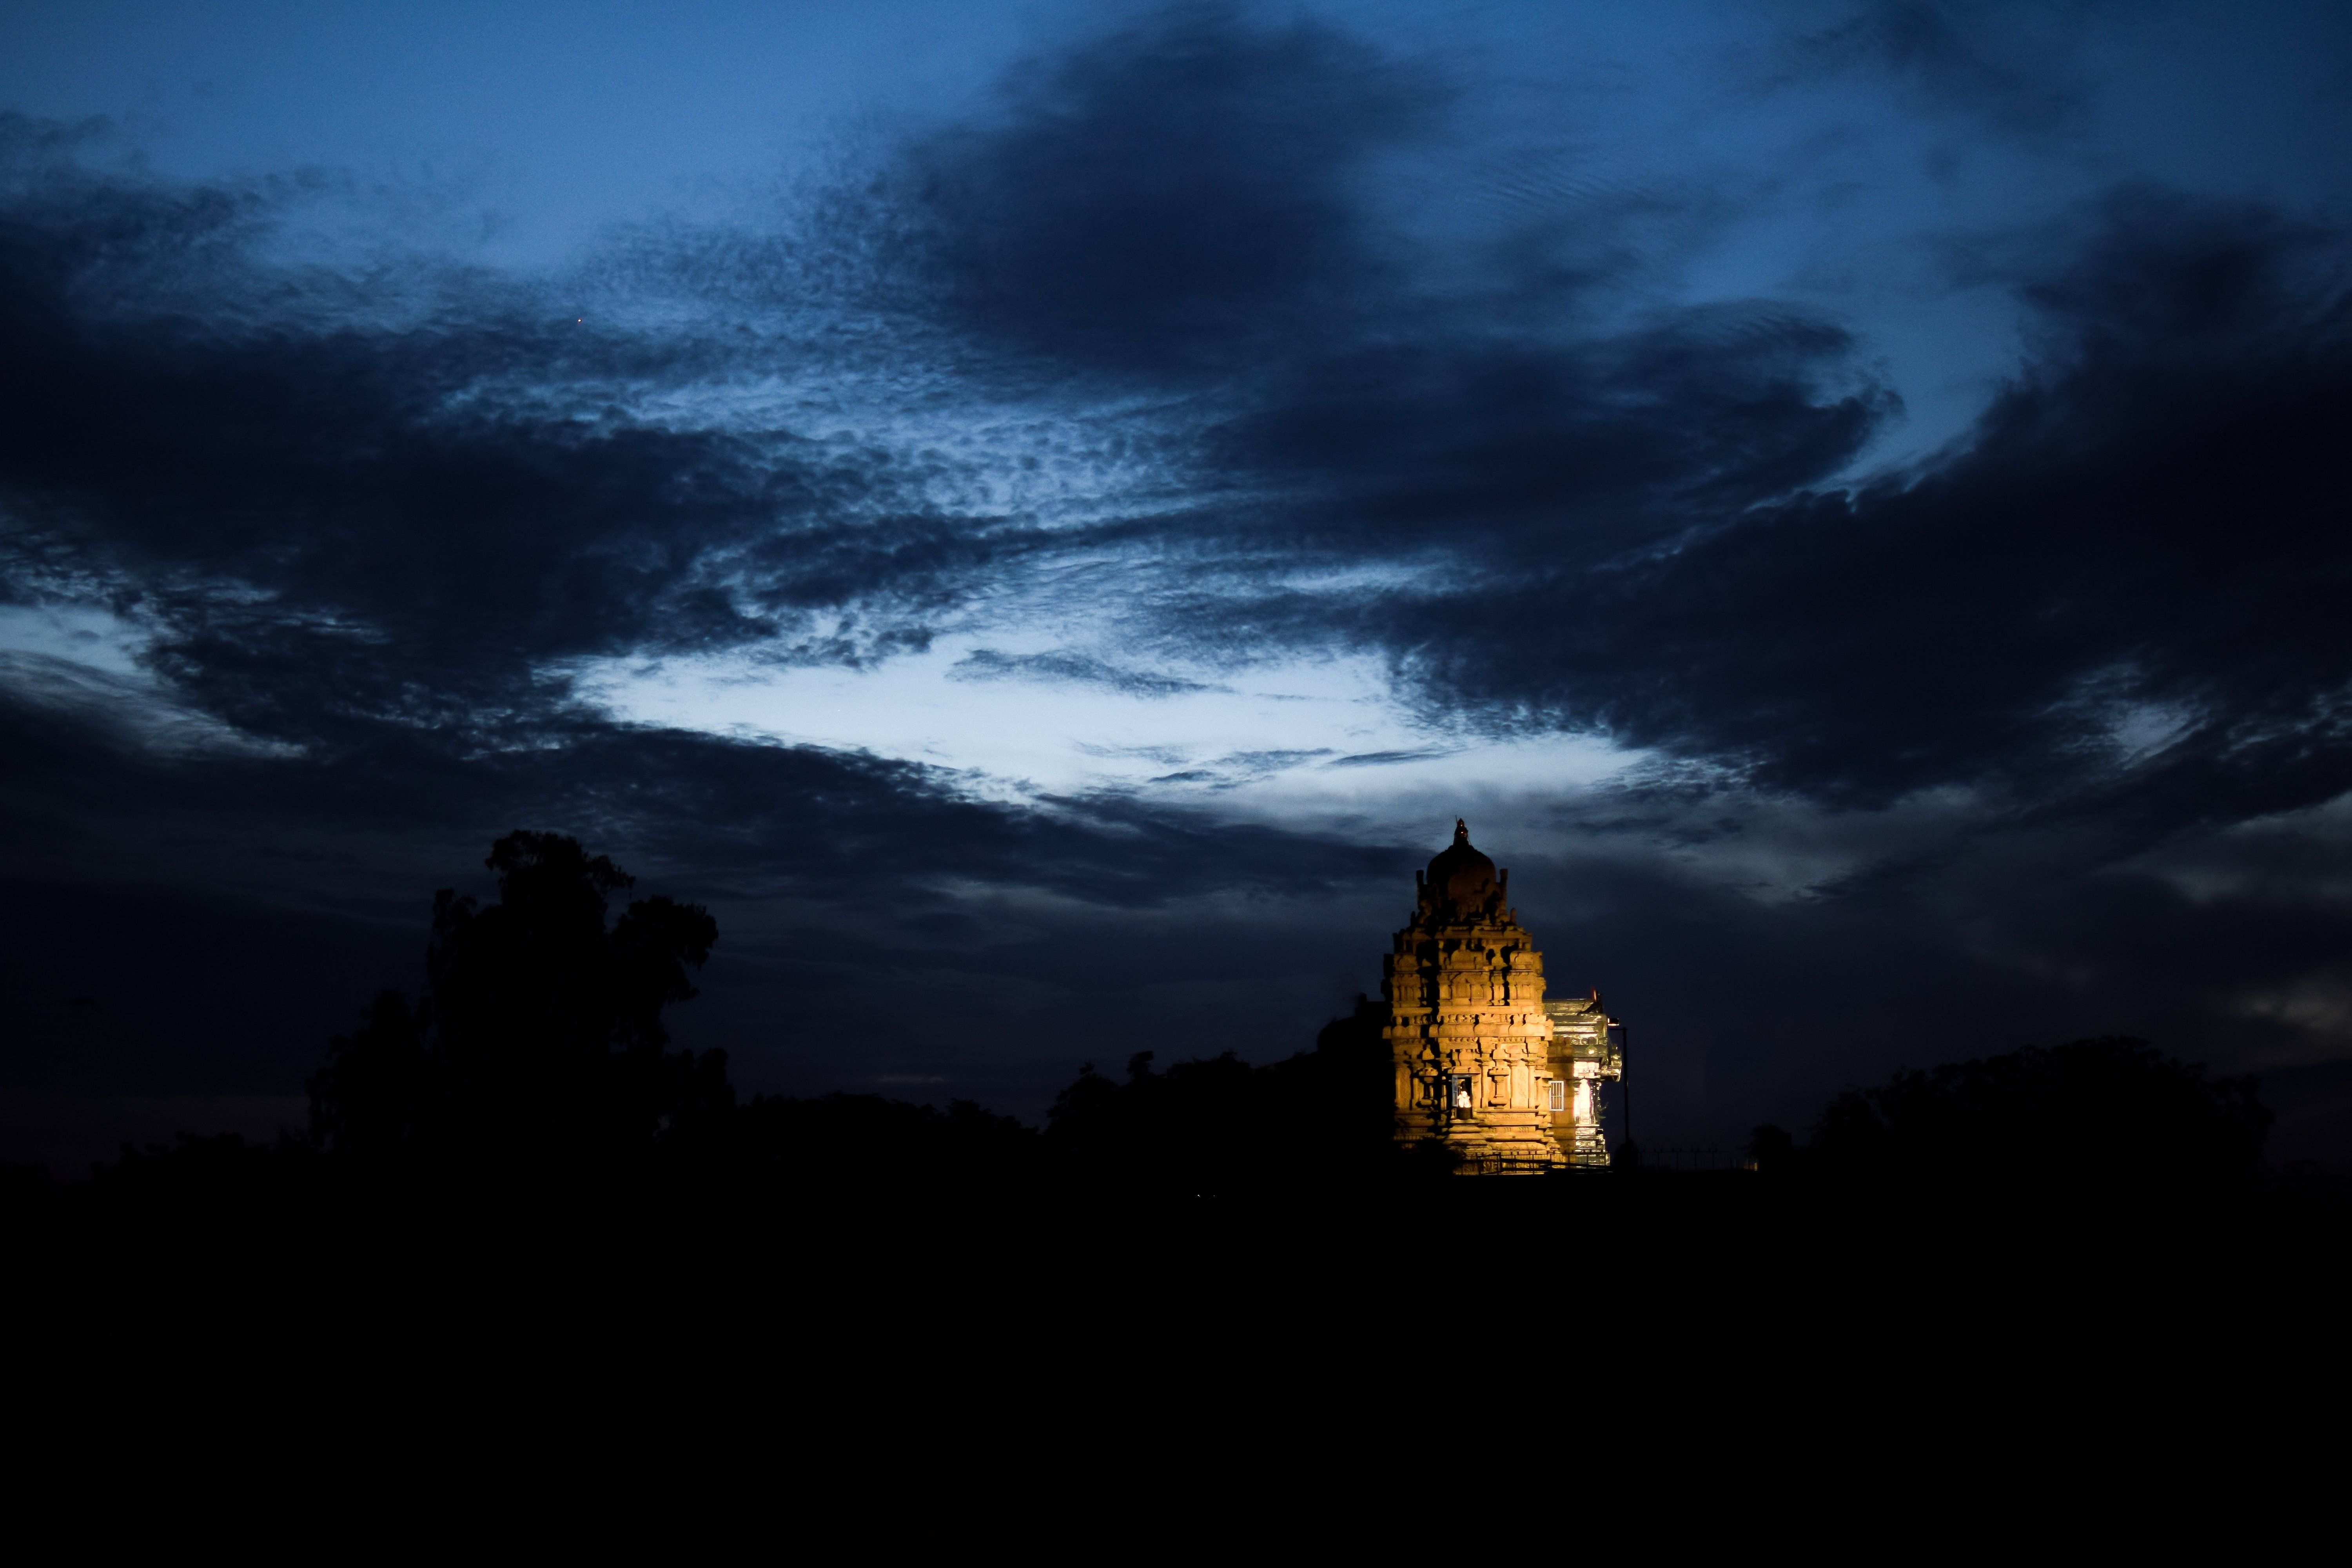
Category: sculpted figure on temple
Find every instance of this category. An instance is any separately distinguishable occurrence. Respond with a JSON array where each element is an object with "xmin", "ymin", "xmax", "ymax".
[{"xmin": 1382, "ymin": 820, "xmax": 1624, "ymax": 1172}]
